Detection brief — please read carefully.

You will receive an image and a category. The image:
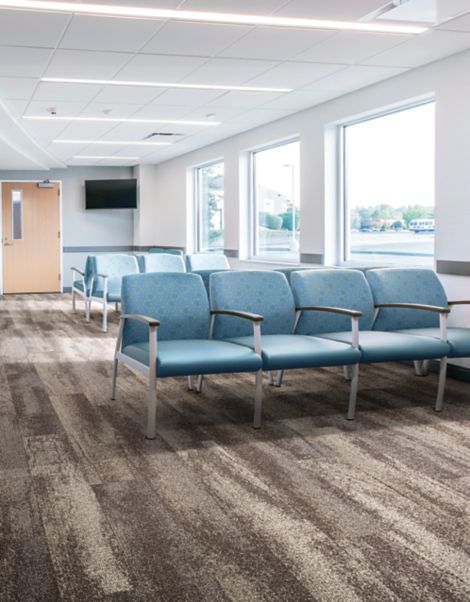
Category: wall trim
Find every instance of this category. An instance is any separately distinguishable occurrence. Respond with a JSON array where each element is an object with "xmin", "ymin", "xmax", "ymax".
[
  {"xmin": 224, "ymin": 249, "xmax": 239, "ymax": 258},
  {"xmin": 64, "ymin": 245, "xmax": 134, "ymax": 253},
  {"xmin": 300, "ymin": 253, "xmax": 324, "ymax": 264},
  {"xmin": 133, "ymin": 245, "xmax": 185, "ymax": 252},
  {"xmin": 436, "ymin": 260, "xmax": 470, "ymax": 276}
]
